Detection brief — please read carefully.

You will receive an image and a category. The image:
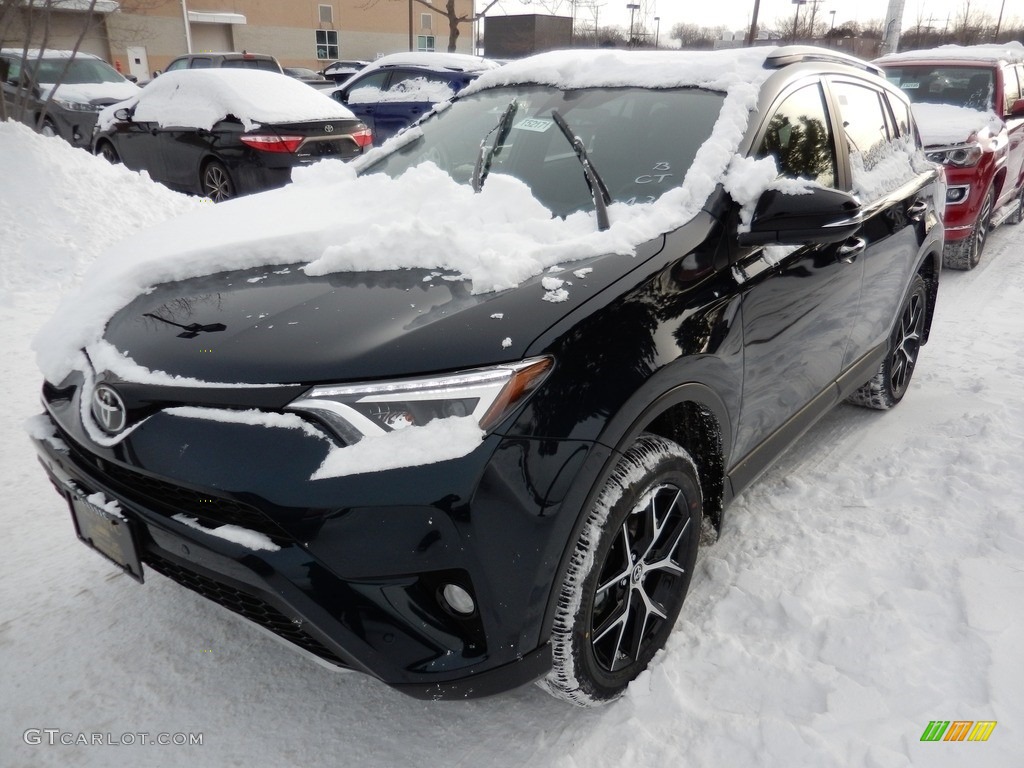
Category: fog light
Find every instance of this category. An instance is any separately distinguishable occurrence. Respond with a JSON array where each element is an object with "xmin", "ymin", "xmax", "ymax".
[{"xmin": 441, "ymin": 583, "xmax": 476, "ymax": 616}]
